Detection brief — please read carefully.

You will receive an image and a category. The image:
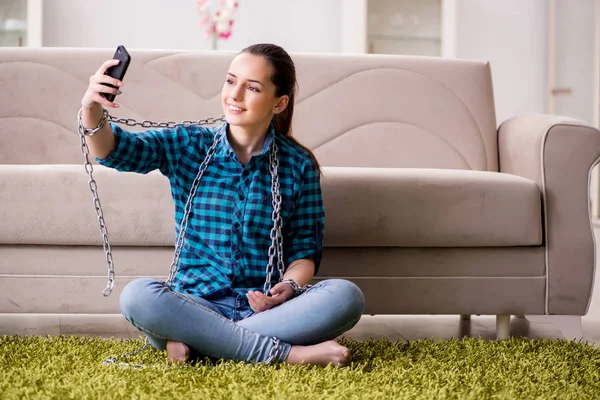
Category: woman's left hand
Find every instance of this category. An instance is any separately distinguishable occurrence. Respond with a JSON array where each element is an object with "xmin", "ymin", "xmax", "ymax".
[{"xmin": 247, "ymin": 282, "xmax": 295, "ymax": 313}]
